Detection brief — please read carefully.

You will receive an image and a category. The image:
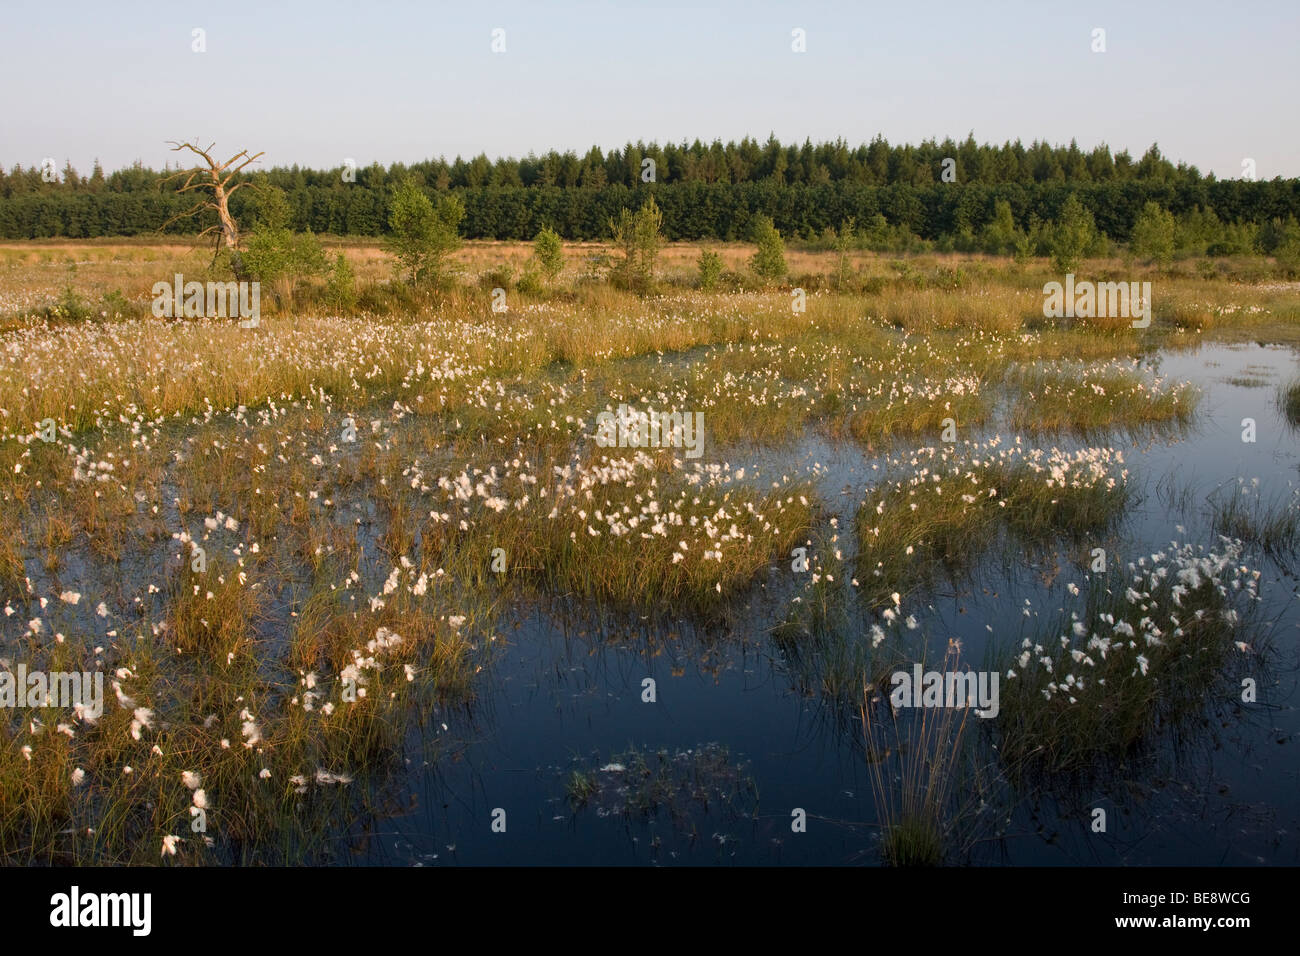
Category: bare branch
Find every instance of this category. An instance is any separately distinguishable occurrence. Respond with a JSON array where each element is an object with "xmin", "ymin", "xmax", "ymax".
[
  {"xmin": 162, "ymin": 169, "xmax": 210, "ymax": 194},
  {"xmin": 159, "ymin": 168, "xmax": 199, "ymax": 189},
  {"xmin": 167, "ymin": 141, "xmax": 218, "ymax": 168},
  {"xmin": 219, "ymin": 151, "xmax": 265, "ymax": 187},
  {"xmin": 160, "ymin": 199, "xmax": 210, "ymax": 232},
  {"xmin": 221, "ymin": 149, "xmax": 253, "ymax": 169}
]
